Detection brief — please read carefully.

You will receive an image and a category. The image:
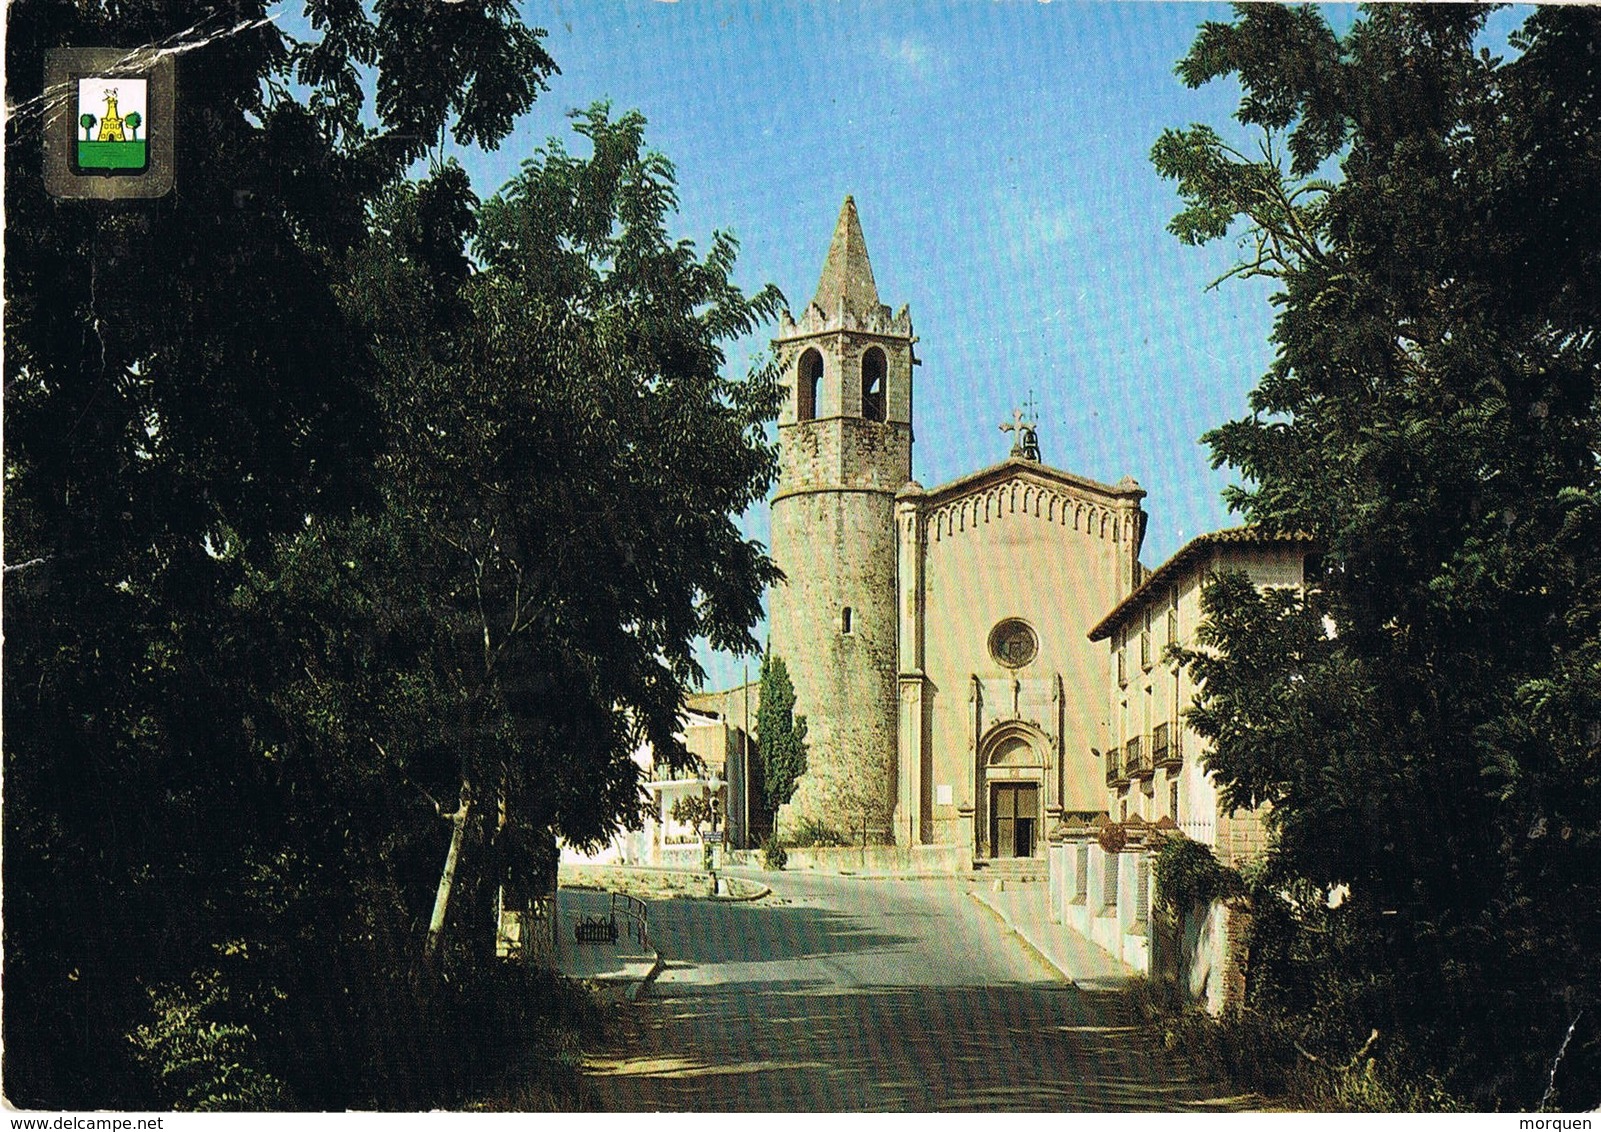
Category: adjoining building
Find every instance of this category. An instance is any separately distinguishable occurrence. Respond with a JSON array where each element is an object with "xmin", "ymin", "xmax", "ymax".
[
  {"xmin": 1047, "ymin": 529, "xmax": 1317, "ymax": 1011},
  {"xmin": 684, "ymin": 680, "xmax": 764, "ymax": 849},
  {"xmin": 560, "ymin": 705, "xmax": 759, "ymax": 868}
]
